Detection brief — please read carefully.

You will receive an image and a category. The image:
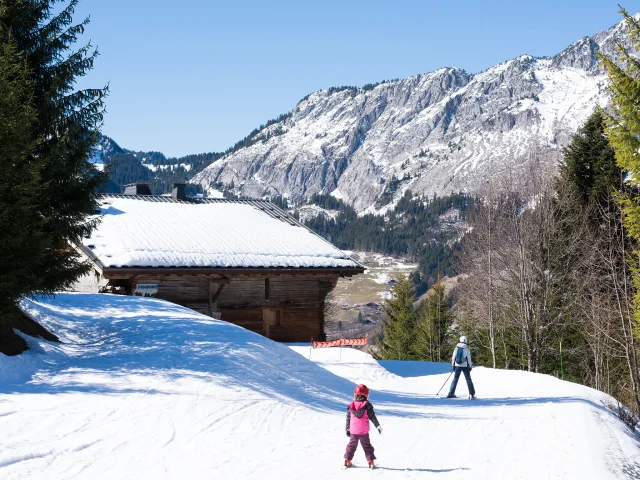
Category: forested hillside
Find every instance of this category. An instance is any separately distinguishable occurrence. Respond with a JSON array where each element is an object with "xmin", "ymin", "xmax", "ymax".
[
  {"xmin": 300, "ymin": 191, "xmax": 474, "ymax": 295},
  {"xmin": 99, "ymin": 136, "xmax": 221, "ymax": 195}
]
